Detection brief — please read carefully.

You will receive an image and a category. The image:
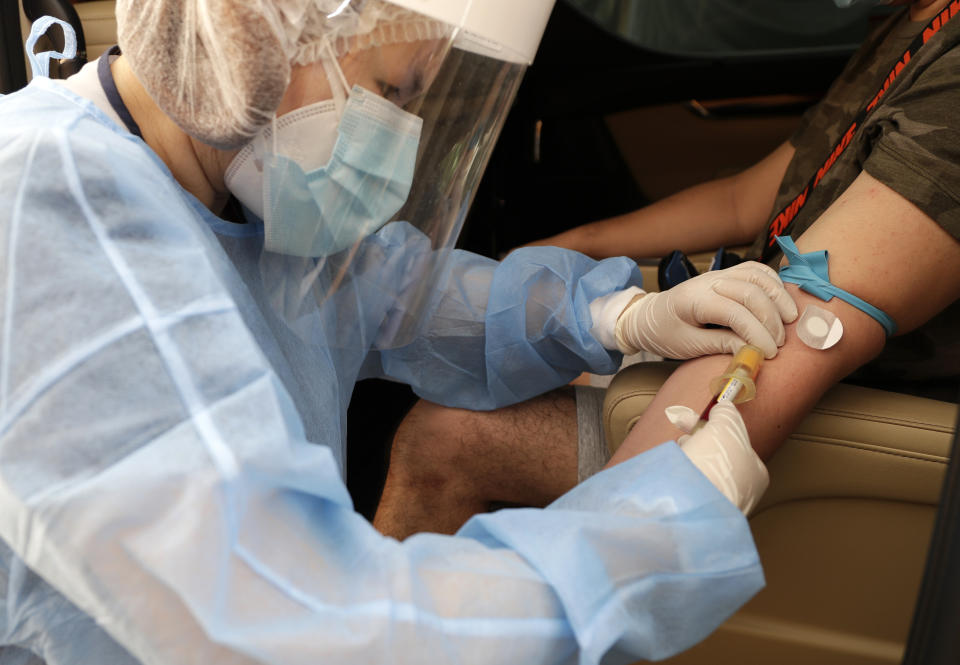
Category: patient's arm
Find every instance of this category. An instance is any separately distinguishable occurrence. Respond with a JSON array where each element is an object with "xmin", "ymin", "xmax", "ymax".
[{"xmin": 607, "ymin": 170, "xmax": 960, "ymax": 466}]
